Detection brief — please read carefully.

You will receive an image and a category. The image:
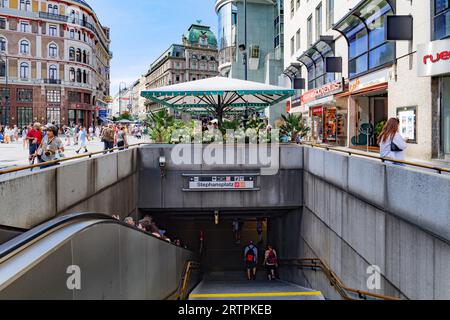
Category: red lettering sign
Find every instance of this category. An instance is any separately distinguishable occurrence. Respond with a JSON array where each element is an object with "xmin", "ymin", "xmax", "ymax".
[
  {"xmin": 423, "ymin": 51, "xmax": 450, "ymax": 64},
  {"xmin": 300, "ymin": 80, "xmax": 343, "ymax": 105}
]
